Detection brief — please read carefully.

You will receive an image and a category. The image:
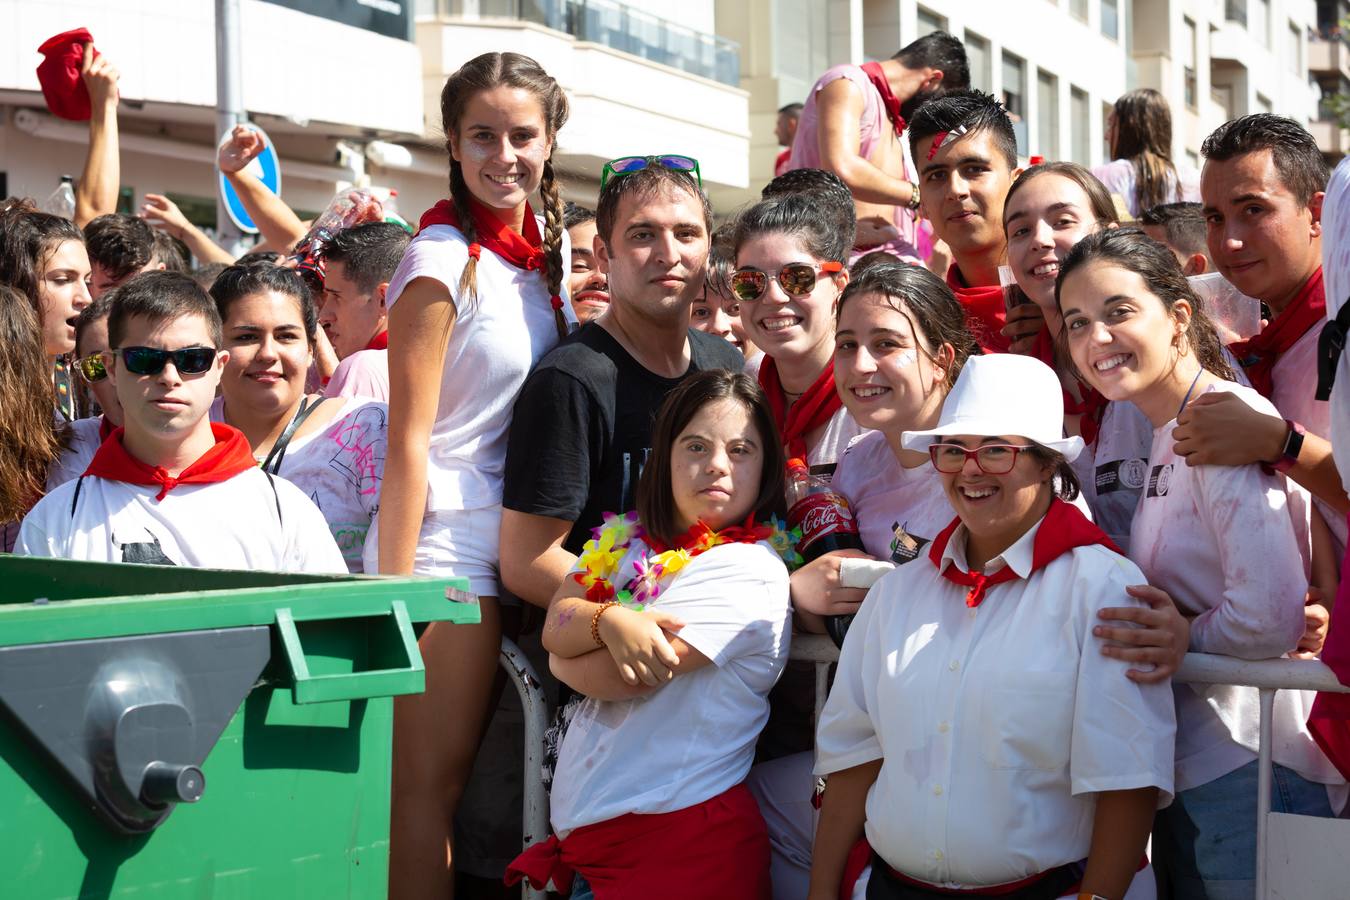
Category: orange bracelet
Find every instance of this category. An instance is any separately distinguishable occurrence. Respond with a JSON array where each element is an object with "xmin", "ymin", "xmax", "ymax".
[{"xmin": 591, "ymin": 602, "xmax": 619, "ymax": 647}]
